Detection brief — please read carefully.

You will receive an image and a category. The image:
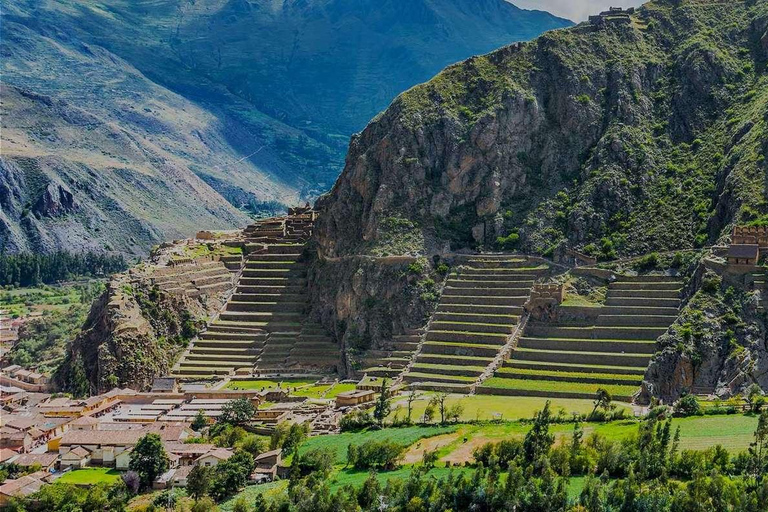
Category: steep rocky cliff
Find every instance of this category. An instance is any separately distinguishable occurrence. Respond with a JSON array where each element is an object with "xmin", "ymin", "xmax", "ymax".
[
  {"xmin": 56, "ymin": 244, "xmax": 236, "ymax": 393},
  {"xmin": 312, "ymin": 1, "xmax": 768, "ymax": 375}
]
